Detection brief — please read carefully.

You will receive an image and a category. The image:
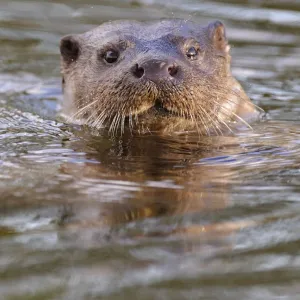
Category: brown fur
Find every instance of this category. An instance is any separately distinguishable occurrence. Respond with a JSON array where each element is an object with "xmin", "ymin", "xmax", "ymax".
[{"xmin": 60, "ymin": 19, "xmax": 261, "ymax": 136}]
